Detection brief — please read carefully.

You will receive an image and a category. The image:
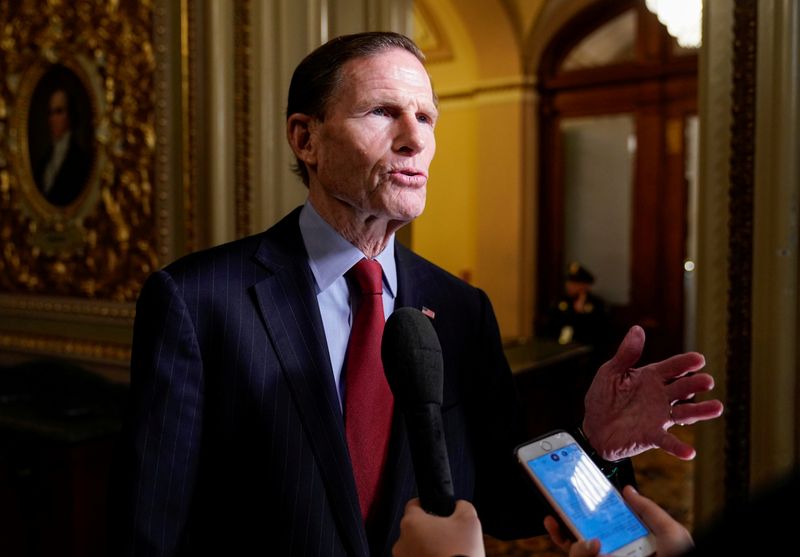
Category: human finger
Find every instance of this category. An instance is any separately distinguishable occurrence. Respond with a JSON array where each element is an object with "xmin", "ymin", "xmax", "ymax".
[
  {"xmin": 569, "ymin": 539, "xmax": 601, "ymax": 557},
  {"xmin": 656, "ymin": 429, "xmax": 696, "ymax": 460},
  {"xmin": 622, "ymin": 486, "xmax": 694, "ymax": 557},
  {"xmin": 545, "ymin": 516, "xmax": 601, "ymax": 557},
  {"xmin": 622, "ymin": 486, "xmax": 676, "ymax": 532},
  {"xmin": 402, "ymin": 497, "xmax": 423, "ymax": 514},
  {"xmin": 670, "ymin": 399, "xmax": 724, "ymax": 426},
  {"xmin": 648, "ymin": 351, "xmax": 706, "ymax": 380},
  {"xmin": 452, "ymin": 498, "xmax": 479, "ymax": 519},
  {"xmin": 664, "ymin": 373, "xmax": 715, "ymax": 401},
  {"xmin": 543, "ymin": 515, "xmax": 573, "ymax": 552},
  {"xmin": 604, "ymin": 326, "xmax": 645, "ymax": 373}
]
